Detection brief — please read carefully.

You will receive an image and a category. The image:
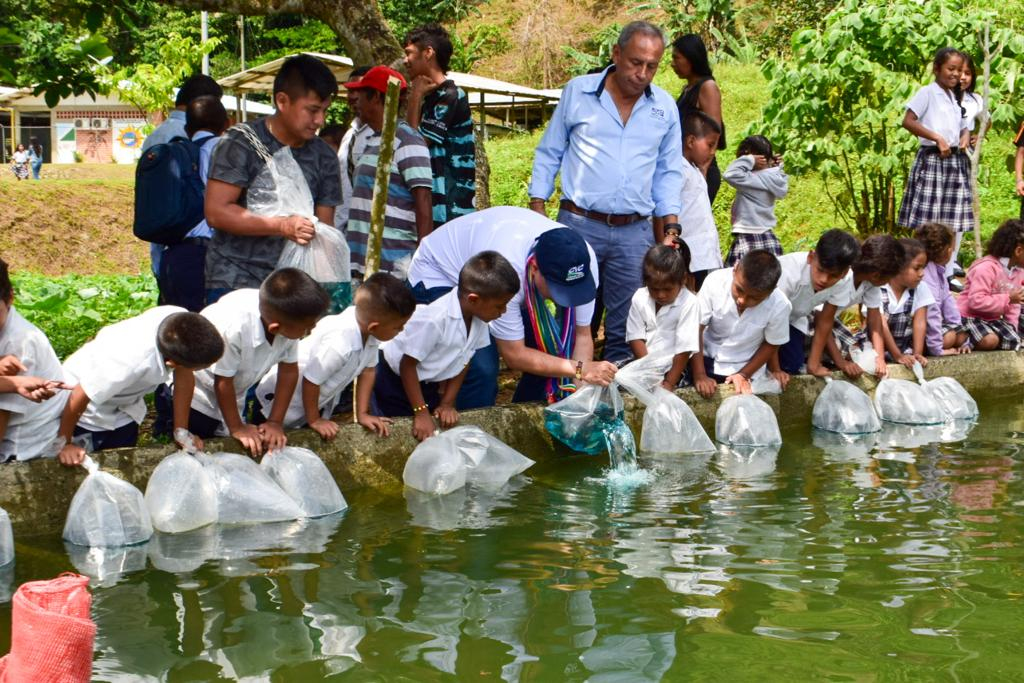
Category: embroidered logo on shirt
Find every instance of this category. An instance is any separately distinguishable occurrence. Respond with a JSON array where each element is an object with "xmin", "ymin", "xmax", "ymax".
[
  {"xmin": 566, "ymin": 264, "xmax": 586, "ymax": 281},
  {"xmin": 650, "ymin": 108, "xmax": 666, "ymax": 120}
]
